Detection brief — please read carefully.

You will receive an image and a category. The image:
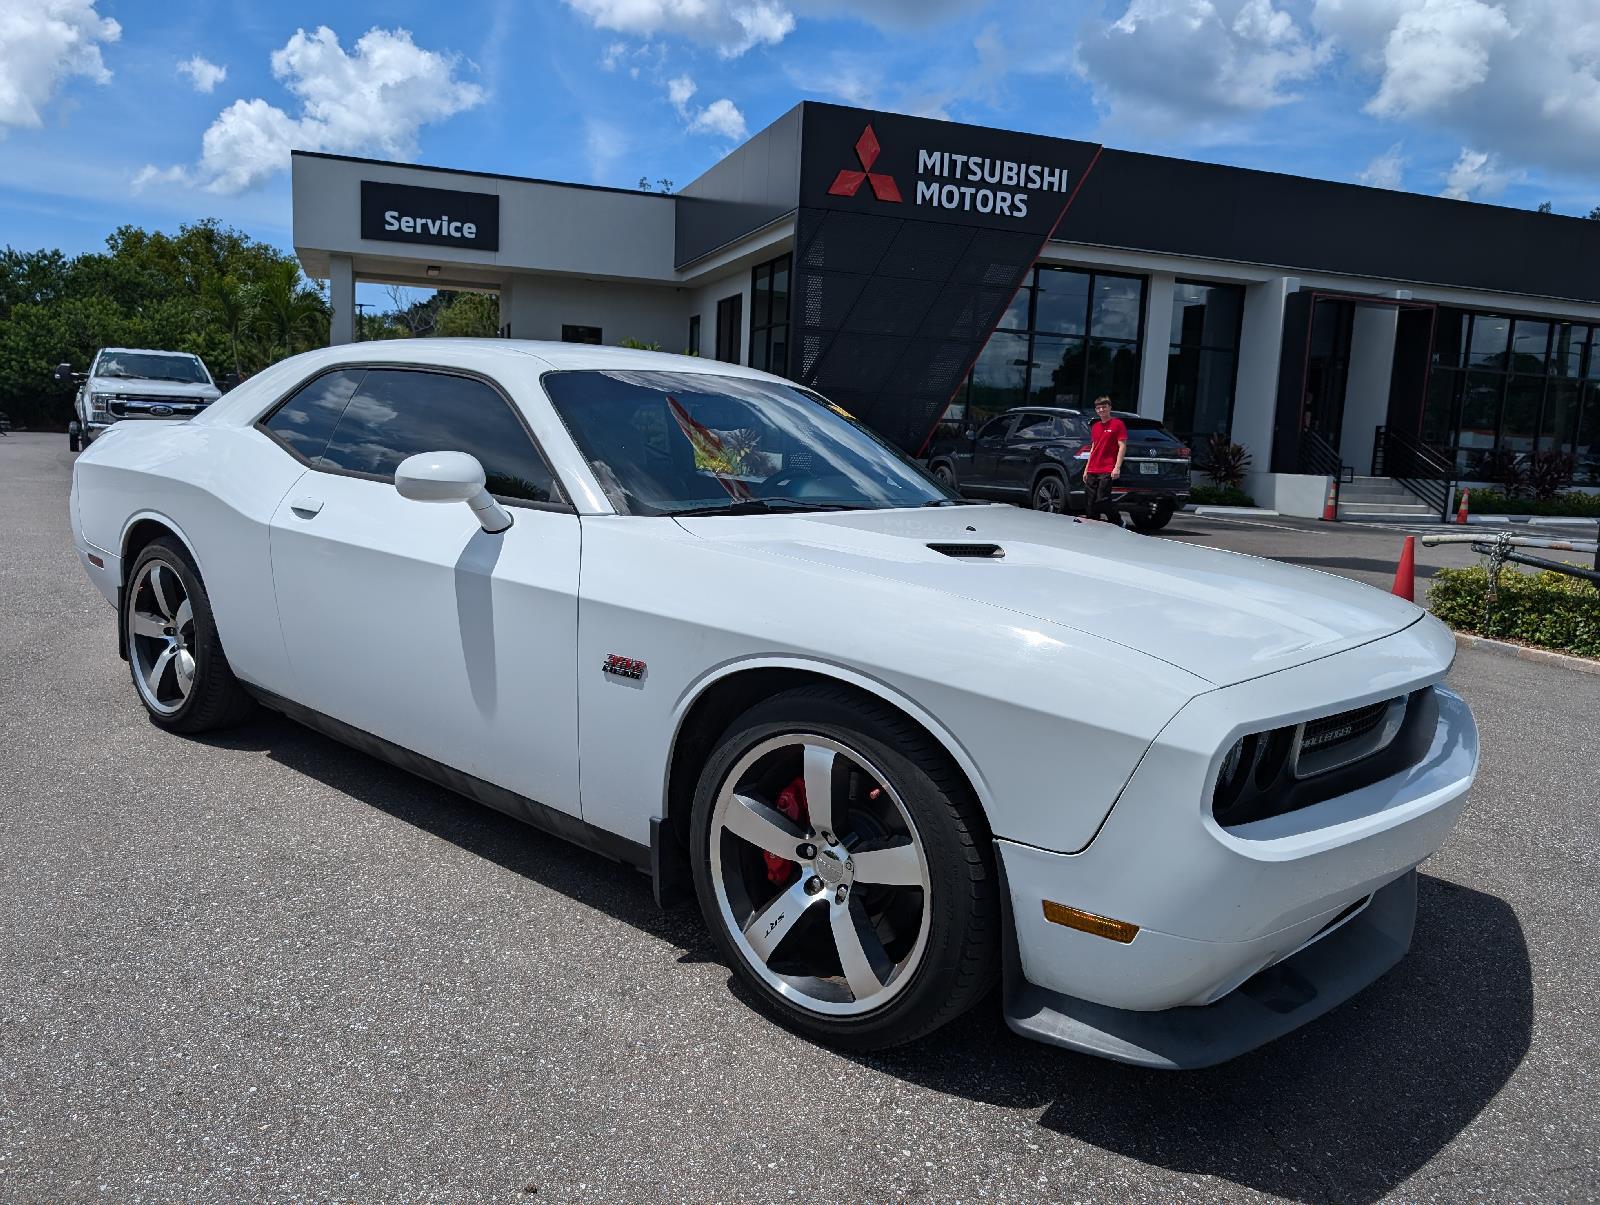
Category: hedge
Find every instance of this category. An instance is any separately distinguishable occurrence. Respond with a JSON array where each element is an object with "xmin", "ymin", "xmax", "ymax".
[
  {"xmin": 1428, "ymin": 565, "xmax": 1600, "ymax": 657},
  {"xmin": 1189, "ymin": 484, "xmax": 1258, "ymax": 507},
  {"xmin": 1461, "ymin": 488, "xmax": 1600, "ymax": 518}
]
